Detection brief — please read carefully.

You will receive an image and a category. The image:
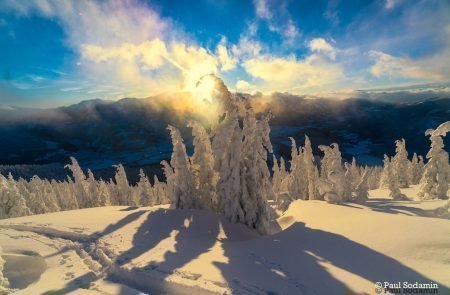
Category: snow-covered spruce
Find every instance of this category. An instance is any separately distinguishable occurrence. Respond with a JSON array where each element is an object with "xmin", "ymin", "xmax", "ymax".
[
  {"xmin": 392, "ymin": 139, "xmax": 409, "ymax": 188},
  {"xmin": 163, "ymin": 125, "xmax": 197, "ymax": 209},
  {"xmin": 408, "ymin": 153, "xmax": 425, "ymax": 185},
  {"xmin": 0, "ymin": 157, "xmax": 168, "ymax": 219},
  {"xmin": 318, "ymin": 143, "xmax": 351, "ymax": 203},
  {"xmin": 189, "ymin": 121, "xmax": 219, "ymax": 211},
  {"xmin": 418, "ymin": 121, "xmax": 450, "ymax": 200},
  {"xmin": 0, "ymin": 173, "xmax": 29, "ymax": 219}
]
